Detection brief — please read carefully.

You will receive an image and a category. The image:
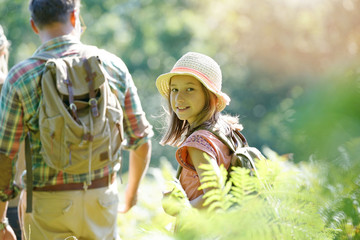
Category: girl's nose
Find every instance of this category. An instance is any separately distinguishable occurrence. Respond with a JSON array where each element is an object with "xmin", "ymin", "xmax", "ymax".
[{"xmin": 176, "ymin": 91, "xmax": 185, "ymax": 102}]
